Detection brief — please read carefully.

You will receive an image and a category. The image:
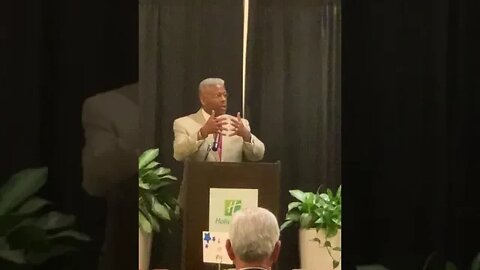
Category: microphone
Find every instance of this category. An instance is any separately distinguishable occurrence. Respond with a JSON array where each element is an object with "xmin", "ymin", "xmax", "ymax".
[{"xmin": 211, "ymin": 133, "xmax": 220, "ymax": 152}]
